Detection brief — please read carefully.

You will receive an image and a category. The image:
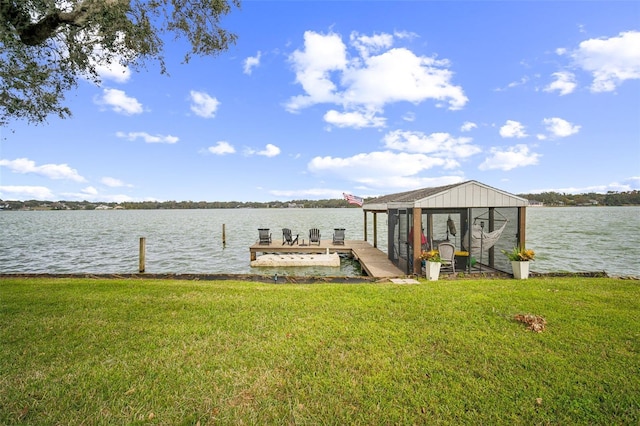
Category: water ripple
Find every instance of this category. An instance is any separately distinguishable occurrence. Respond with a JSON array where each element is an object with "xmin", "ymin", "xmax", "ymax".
[{"xmin": 1, "ymin": 207, "xmax": 638, "ymax": 277}]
